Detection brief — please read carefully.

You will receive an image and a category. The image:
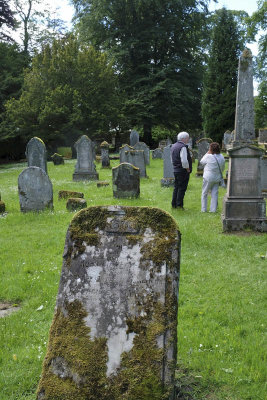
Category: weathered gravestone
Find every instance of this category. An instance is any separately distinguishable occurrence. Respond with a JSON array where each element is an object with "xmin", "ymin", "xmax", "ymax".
[
  {"xmin": 258, "ymin": 129, "xmax": 267, "ymax": 144},
  {"xmin": 25, "ymin": 137, "xmax": 47, "ymax": 173},
  {"xmin": 66, "ymin": 198, "xmax": 87, "ymax": 211},
  {"xmin": 196, "ymin": 138, "xmax": 212, "ymax": 176},
  {"xmin": 161, "ymin": 145, "xmax": 174, "ymax": 187},
  {"xmin": 73, "ymin": 135, "xmax": 99, "ymax": 181},
  {"xmin": 100, "ymin": 141, "xmax": 110, "ymax": 168},
  {"xmin": 58, "ymin": 190, "xmax": 84, "ymax": 200},
  {"xmin": 222, "ymin": 146, "xmax": 267, "ymax": 232},
  {"xmin": 51, "ymin": 153, "xmax": 64, "ymax": 165},
  {"xmin": 124, "ymin": 150, "xmax": 147, "ymax": 178},
  {"xmin": 261, "ymin": 155, "xmax": 267, "ymax": 198},
  {"xmin": 232, "ymin": 49, "xmax": 255, "ymax": 147},
  {"xmin": 119, "ymin": 144, "xmax": 134, "ymax": 164},
  {"xmin": 152, "ymin": 148, "xmax": 163, "ymax": 159},
  {"xmin": 37, "ymin": 205, "xmax": 180, "ymax": 400},
  {"xmin": 112, "ymin": 163, "xmax": 140, "ymax": 198},
  {"xmin": 130, "ymin": 129, "xmax": 139, "ymax": 147},
  {"xmin": 133, "ymin": 142, "xmax": 150, "ymax": 165},
  {"xmin": 18, "ymin": 167, "xmax": 53, "ymax": 212},
  {"xmin": 223, "ymin": 131, "xmax": 232, "ymax": 150}
]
